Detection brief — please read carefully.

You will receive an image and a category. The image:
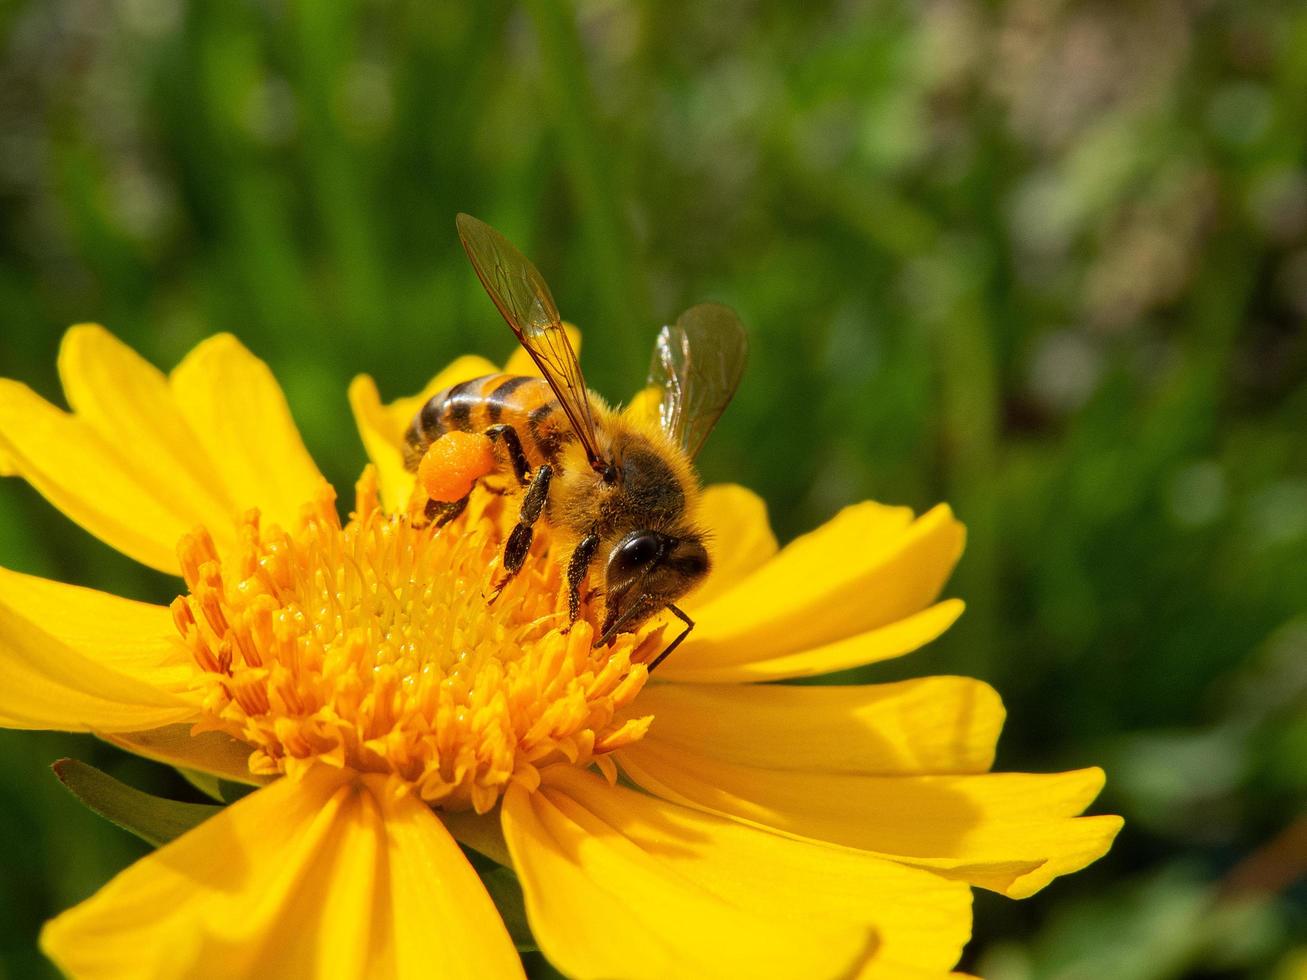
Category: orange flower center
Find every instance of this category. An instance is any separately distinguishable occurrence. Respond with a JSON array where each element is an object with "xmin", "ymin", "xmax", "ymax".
[{"xmin": 170, "ymin": 471, "xmax": 658, "ymax": 813}]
